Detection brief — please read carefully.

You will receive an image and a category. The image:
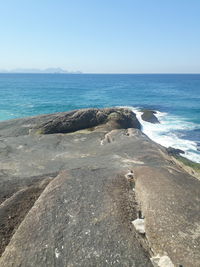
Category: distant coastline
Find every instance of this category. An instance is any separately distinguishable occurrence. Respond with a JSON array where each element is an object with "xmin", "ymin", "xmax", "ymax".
[
  {"xmin": 0, "ymin": 68, "xmax": 82, "ymax": 74},
  {"xmin": 1, "ymin": 72, "xmax": 200, "ymax": 75}
]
